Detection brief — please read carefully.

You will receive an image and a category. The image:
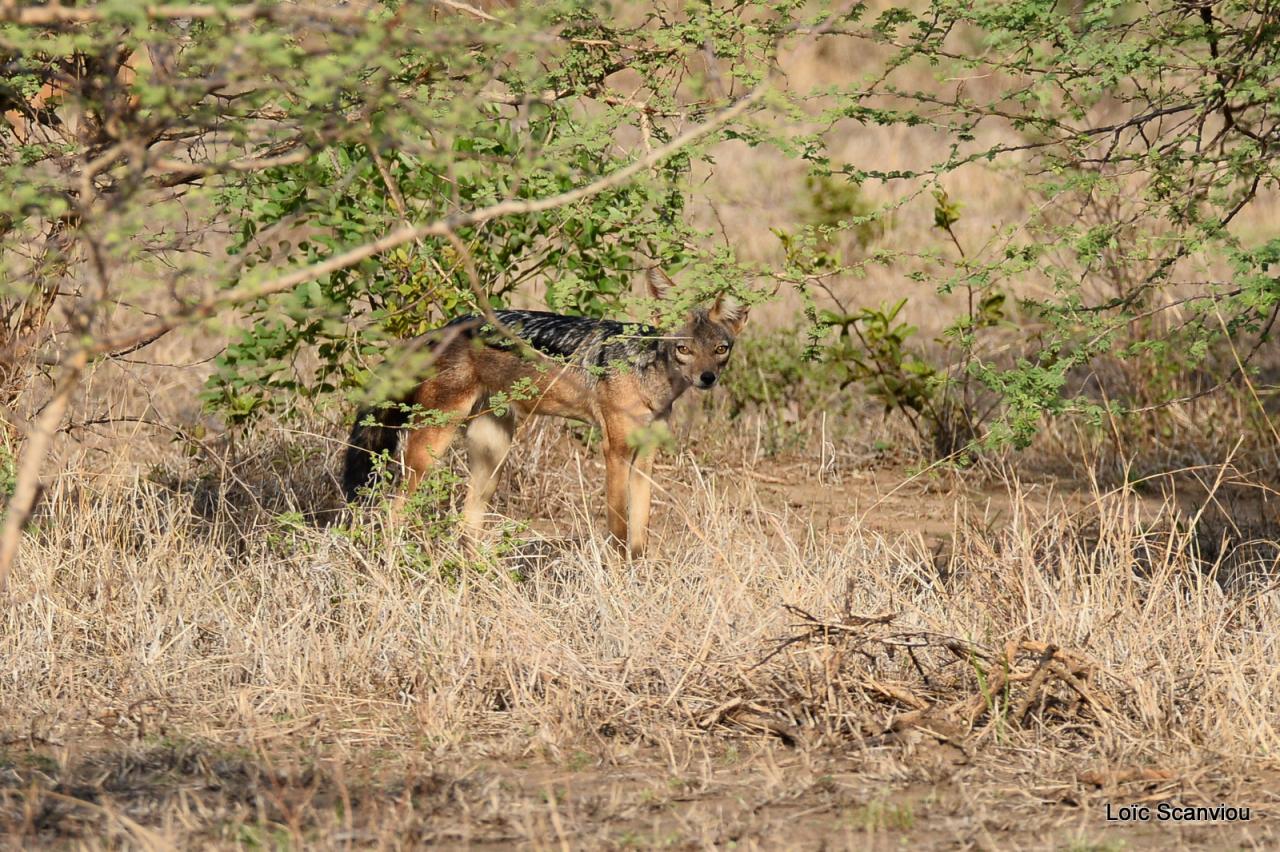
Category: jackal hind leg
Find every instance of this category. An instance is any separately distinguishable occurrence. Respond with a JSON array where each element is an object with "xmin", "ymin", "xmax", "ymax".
[
  {"xmin": 394, "ymin": 385, "xmax": 478, "ymax": 519},
  {"xmin": 462, "ymin": 409, "xmax": 515, "ymax": 535}
]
